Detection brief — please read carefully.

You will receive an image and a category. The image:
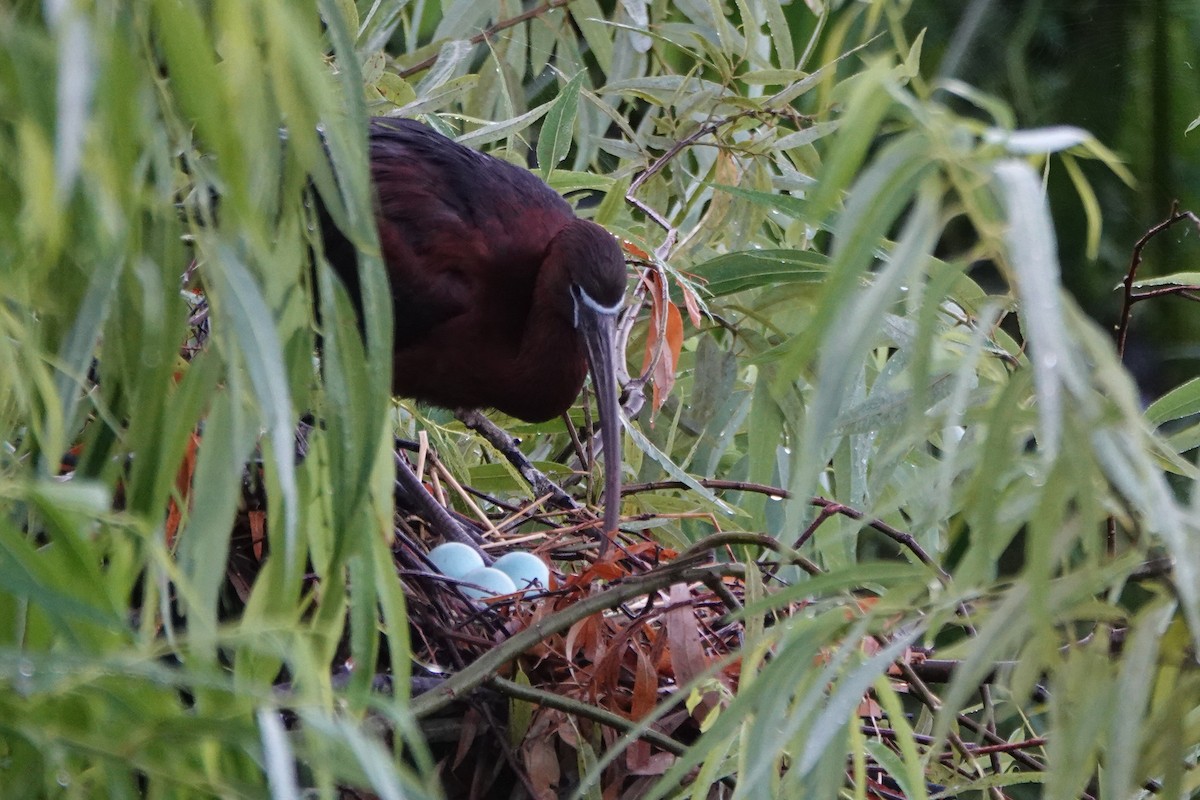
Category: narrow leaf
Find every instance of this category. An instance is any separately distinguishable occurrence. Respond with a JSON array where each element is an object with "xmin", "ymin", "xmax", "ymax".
[{"xmin": 537, "ymin": 71, "xmax": 585, "ymax": 178}]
